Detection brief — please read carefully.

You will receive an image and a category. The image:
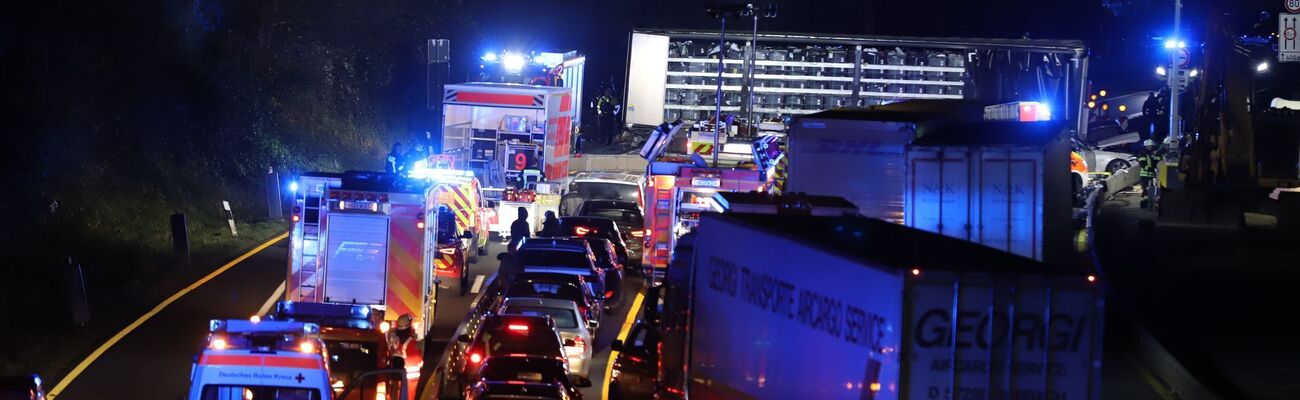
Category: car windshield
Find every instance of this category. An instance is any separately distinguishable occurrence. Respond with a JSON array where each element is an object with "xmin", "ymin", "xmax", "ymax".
[
  {"xmin": 518, "ymin": 249, "xmax": 589, "ymax": 267},
  {"xmin": 481, "ymin": 328, "xmax": 563, "ymax": 357},
  {"xmin": 201, "ymin": 385, "xmax": 321, "ymax": 400},
  {"xmin": 324, "ymin": 340, "xmax": 380, "ymax": 380},
  {"xmin": 573, "ymin": 182, "xmax": 639, "ymax": 202},
  {"xmin": 480, "ymin": 359, "xmax": 567, "ymax": 383},
  {"xmin": 436, "ymin": 209, "xmax": 458, "ymax": 244},
  {"xmin": 504, "ymin": 305, "xmax": 579, "ymax": 329},
  {"xmin": 583, "ymin": 208, "xmax": 643, "ymax": 229}
]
